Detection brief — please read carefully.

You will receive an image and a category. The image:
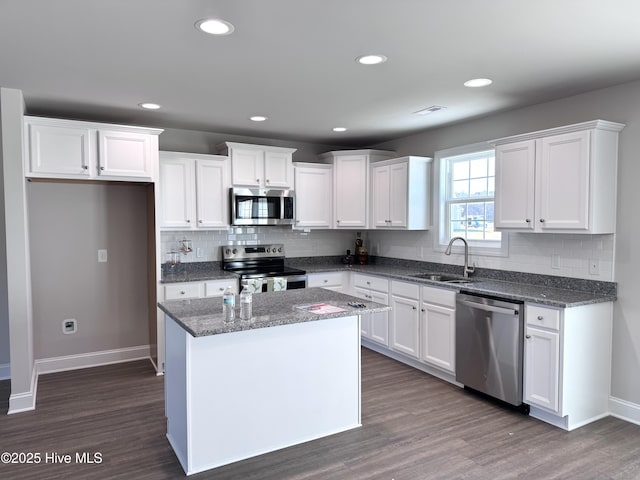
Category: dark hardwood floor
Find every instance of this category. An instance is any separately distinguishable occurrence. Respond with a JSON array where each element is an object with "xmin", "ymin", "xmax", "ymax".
[{"xmin": 1, "ymin": 348, "xmax": 639, "ymax": 479}]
